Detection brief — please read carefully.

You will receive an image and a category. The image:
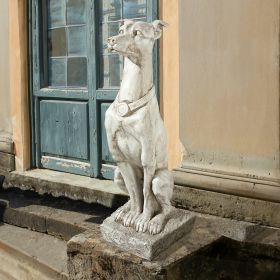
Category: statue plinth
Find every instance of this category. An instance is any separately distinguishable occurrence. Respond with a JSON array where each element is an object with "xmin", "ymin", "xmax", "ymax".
[
  {"xmin": 101, "ymin": 209, "xmax": 195, "ymax": 261},
  {"xmin": 102, "ymin": 20, "xmax": 192, "ymax": 260}
]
